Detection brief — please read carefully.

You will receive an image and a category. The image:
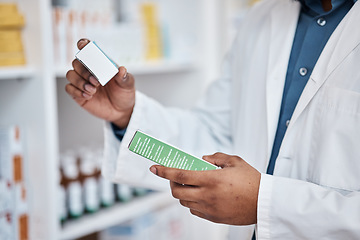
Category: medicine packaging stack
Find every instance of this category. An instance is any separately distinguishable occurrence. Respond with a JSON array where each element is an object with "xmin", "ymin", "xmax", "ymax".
[
  {"xmin": 141, "ymin": 3, "xmax": 163, "ymax": 60},
  {"xmin": 0, "ymin": 3, "xmax": 26, "ymax": 66},
  {"xmin": 0, "ymin": 126, "xmax": 29, "ymax": 240}
]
